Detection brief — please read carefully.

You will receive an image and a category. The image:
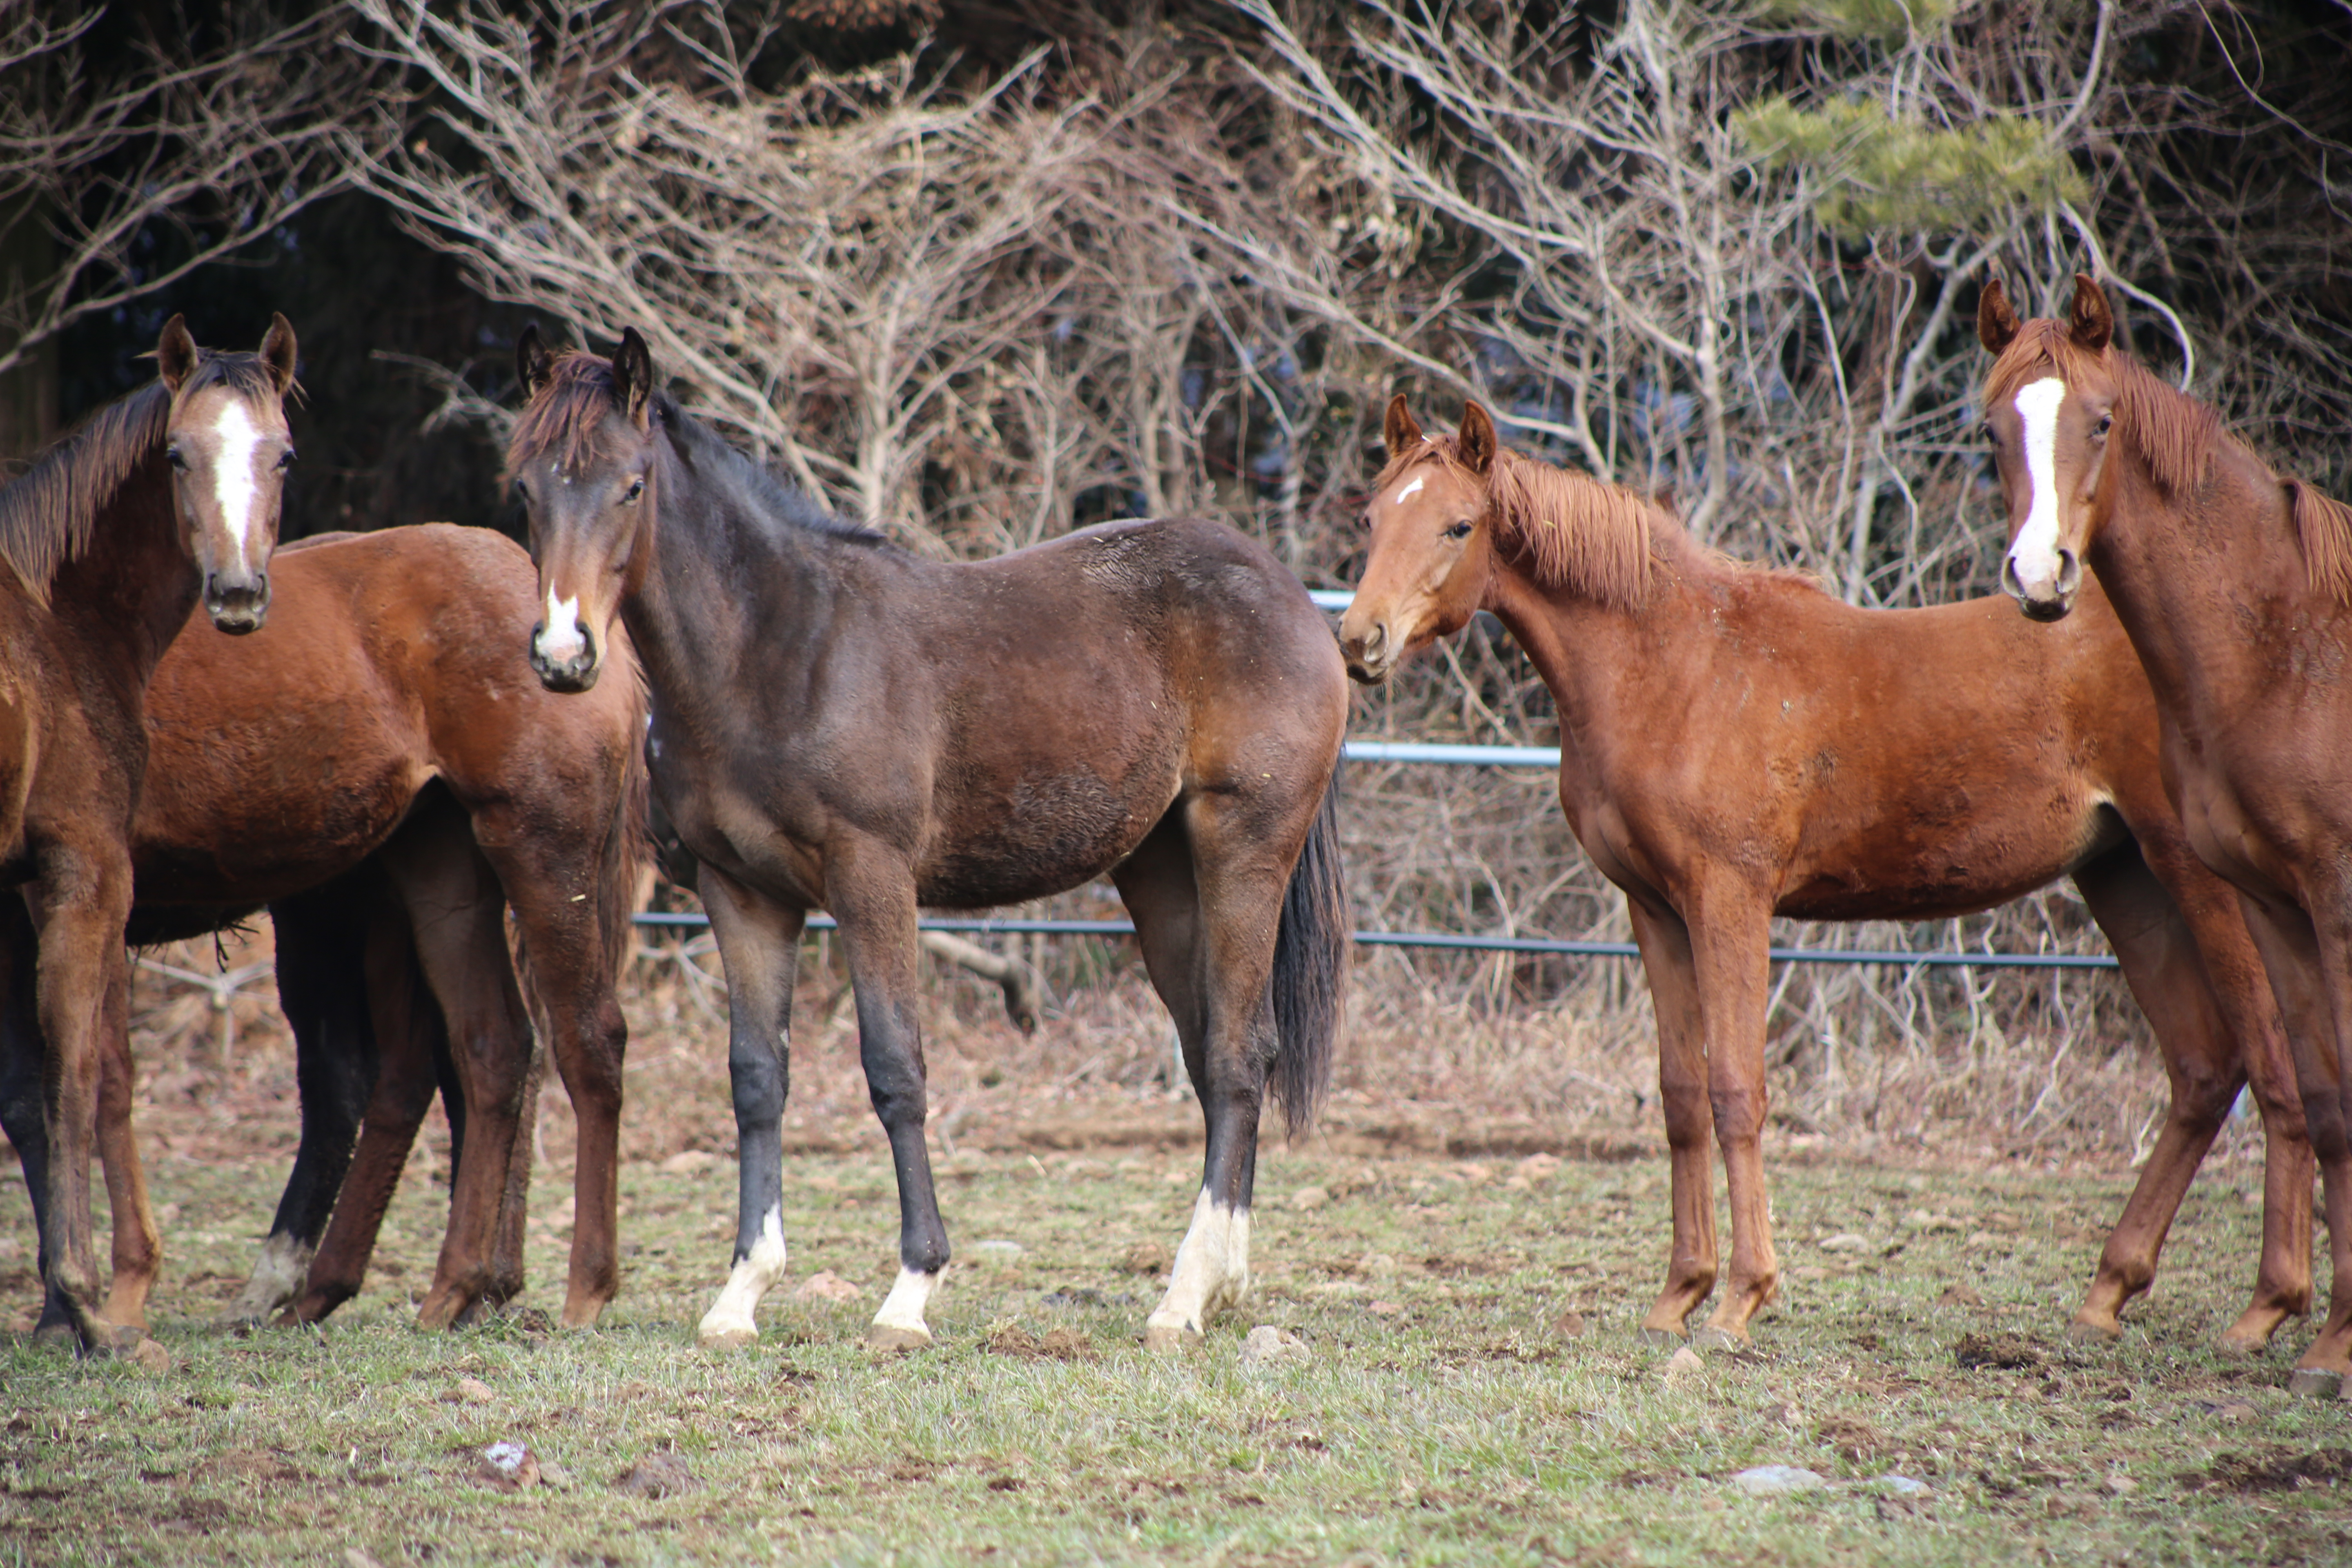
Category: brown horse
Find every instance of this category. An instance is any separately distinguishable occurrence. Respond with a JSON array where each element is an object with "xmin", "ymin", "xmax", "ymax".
[
  {"xmin": 0, "ymin": 314, "xmax": 295, "ymax": 1351},
  {"xmin": 1339, "ymin": 395, "xmax": 2310, "ymax": 1353},
  {"xmin": 0, "ymin": 524, "xmax": 647, "ymax": 1334},
  {"xmin": 507, "ymin": 328, "xmax": 1347, "ymax": 1351},
  {"xmin": 1982, "ymin": 273, "xmax": 2352, "ymax": 1393}
]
